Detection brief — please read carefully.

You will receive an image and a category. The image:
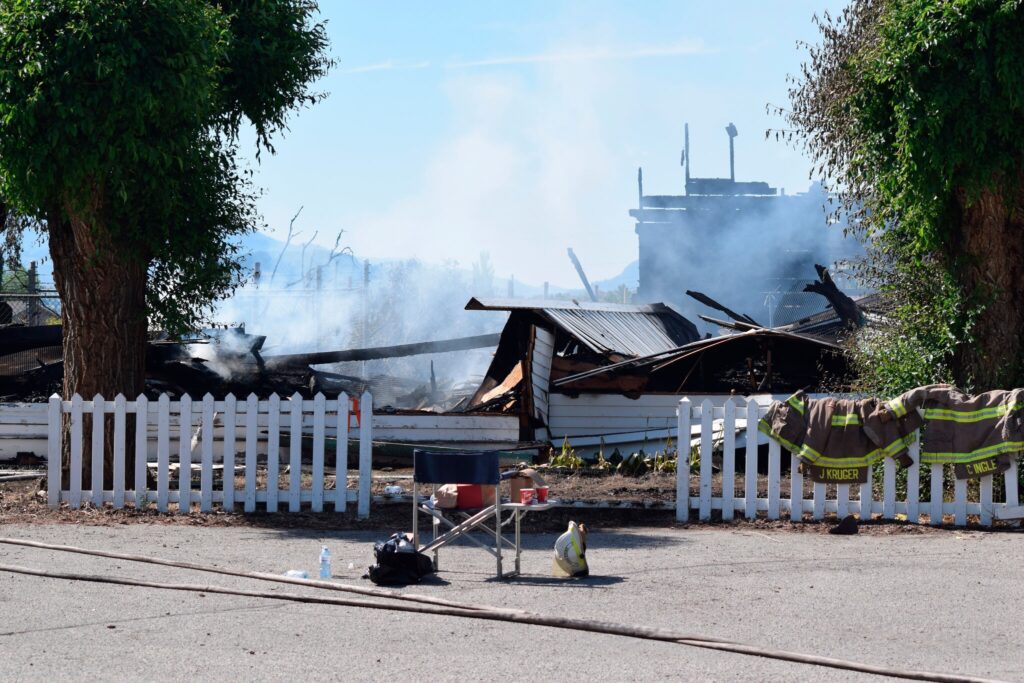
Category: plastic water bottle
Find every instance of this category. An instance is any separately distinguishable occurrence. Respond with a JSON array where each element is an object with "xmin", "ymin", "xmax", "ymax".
[{"xmin": 319, "ymin": 545, "xmax": 331, "ymax": 579}]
